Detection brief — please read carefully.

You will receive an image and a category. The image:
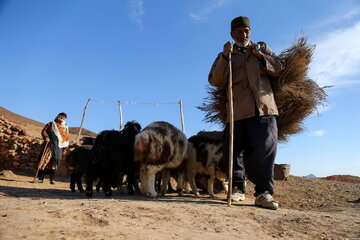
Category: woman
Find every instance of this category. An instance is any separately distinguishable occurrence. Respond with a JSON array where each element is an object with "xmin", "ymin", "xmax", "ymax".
[{"xmin": 37, "ymin": 112, "xmax": 69, "ymax": 184}]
